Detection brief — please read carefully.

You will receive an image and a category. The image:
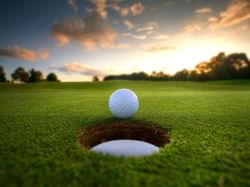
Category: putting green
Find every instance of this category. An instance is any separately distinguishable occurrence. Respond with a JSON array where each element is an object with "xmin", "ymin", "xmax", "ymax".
[{"xmin": 0, "ymin": 80, "xmax": 250, "ymax": 187}]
